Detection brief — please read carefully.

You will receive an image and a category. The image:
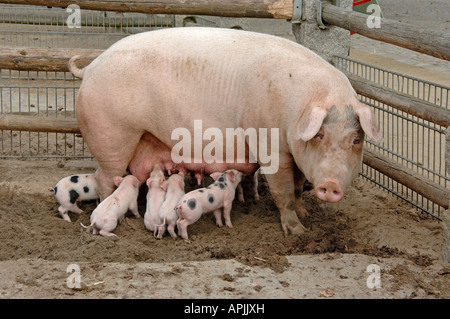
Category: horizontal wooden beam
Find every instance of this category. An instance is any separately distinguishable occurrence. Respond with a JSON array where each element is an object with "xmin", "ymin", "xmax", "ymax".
[
  {"xmin": 363, "ymin": 149, "xmax": 449, "ymax": 209},
  {"xmin": 0, "ymin": 0, "xmax": 293, "ymax": 19},
  {"xmin": 346, "ymin": 73, "xmax": 450, "ymax": 127},
  {"xmin": 322, "ymin": 2, "xmax": 450, "ymax": 61},
  {"xmin": 0, "ymin": 46, "xmax": 101, "ymax": 72},
  {"xmin": 0, "ymin": 113, "xmax": 81, "ymax": 134}
]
